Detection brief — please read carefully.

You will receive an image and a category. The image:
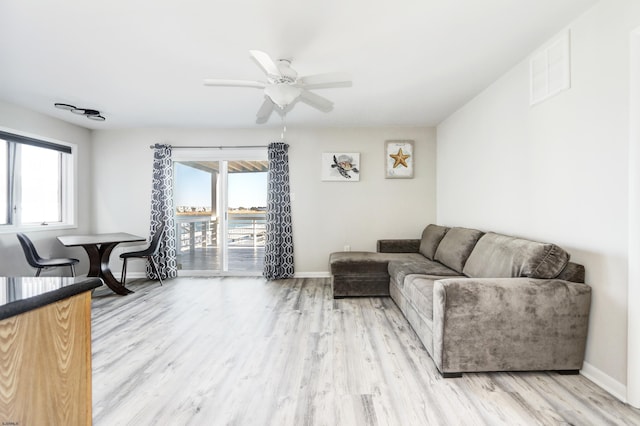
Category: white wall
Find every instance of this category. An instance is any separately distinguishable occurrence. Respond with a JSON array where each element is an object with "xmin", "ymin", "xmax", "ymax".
[
  {"xmin": 628, "ymin": 26, "xmax": 640, "ymax": 409},
  {"xmin": 437, "ymin": 0, "xmax": 640, "ymax": 399},
  {"xmin": 0, "ymin": 100, "xmax": 93, "ymax": 275},
  {"xmin": 91, "ymin": 126, "xmax": 436, "ymax": 274}
]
